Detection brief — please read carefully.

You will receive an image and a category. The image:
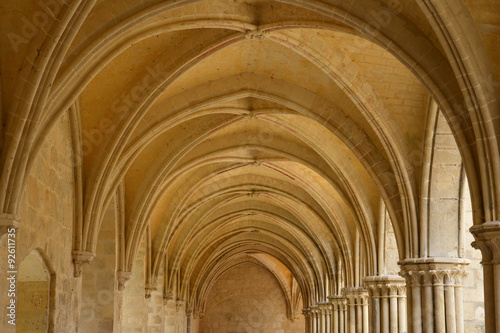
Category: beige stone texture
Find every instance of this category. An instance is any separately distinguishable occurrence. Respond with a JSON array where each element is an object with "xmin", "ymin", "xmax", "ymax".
[
  {"xmin": 0, "ymin": 0, "xmax": 499, "ymax": 332},
  {"xmin": 200, "ymin": 262, "xmax": 304, "ymax": 333}
]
